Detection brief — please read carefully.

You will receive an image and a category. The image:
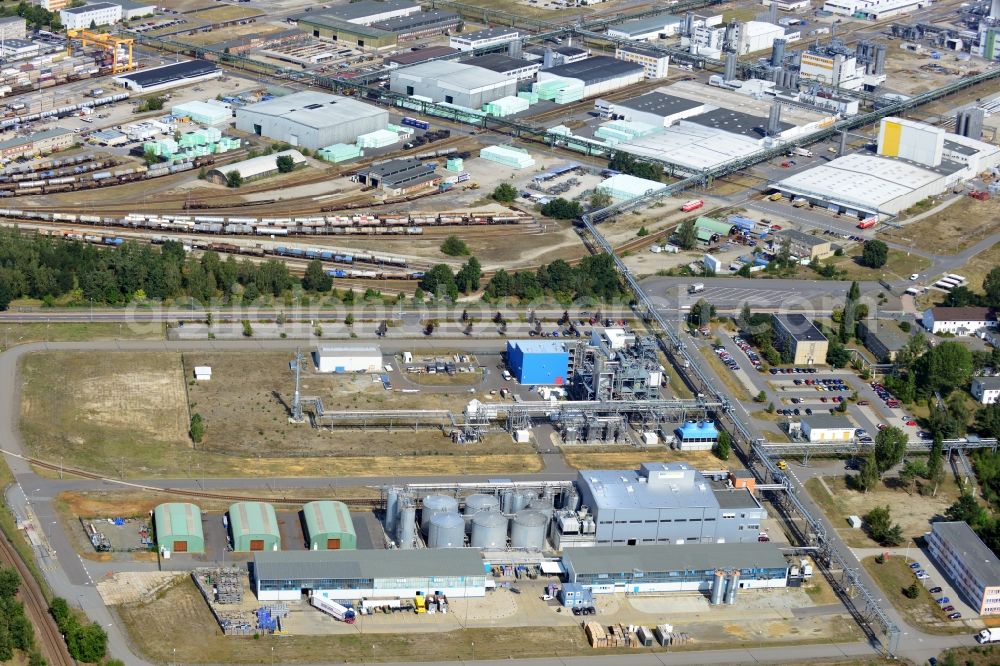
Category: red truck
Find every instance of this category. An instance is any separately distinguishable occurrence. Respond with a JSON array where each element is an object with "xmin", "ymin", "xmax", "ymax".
[
  {"xmin": 857, "ymin": 217, "xmax": 877, "ymax": 229},
  {"xmin": 969, "ymin": 190, "xmax": 990, "ymax": 201},
  {"xmin": 681, "ymin": 199, "xmax": 704, "ymax": 212}
]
